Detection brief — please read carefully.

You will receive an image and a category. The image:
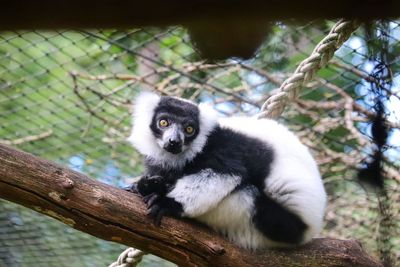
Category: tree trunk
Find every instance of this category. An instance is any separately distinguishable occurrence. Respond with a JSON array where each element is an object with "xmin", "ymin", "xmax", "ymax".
[{"xmin": 0, "ymin": 144, "xmax": 382, "ymax": 267}]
